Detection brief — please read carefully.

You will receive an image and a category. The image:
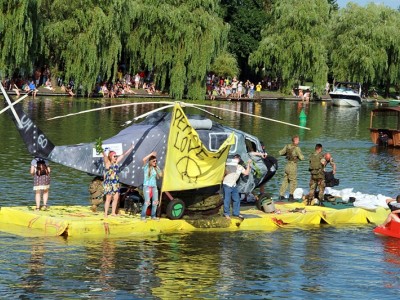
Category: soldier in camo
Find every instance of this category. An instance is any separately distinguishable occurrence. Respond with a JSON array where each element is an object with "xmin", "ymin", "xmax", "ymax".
[
  {"xmin": 308, "ymin": 143, "xmax": 326, "ymax": 203},
  {"xmin": 278, "ymin": 135, "xmax": 304, "ymax": 201}
]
